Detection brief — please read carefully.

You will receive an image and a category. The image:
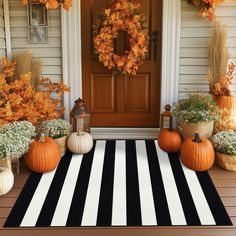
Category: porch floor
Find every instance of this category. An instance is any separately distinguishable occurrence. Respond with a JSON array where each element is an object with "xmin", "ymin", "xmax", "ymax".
[{"xmin": 0, "ymin": 160, "xmax": 236, "ymax": 236}]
